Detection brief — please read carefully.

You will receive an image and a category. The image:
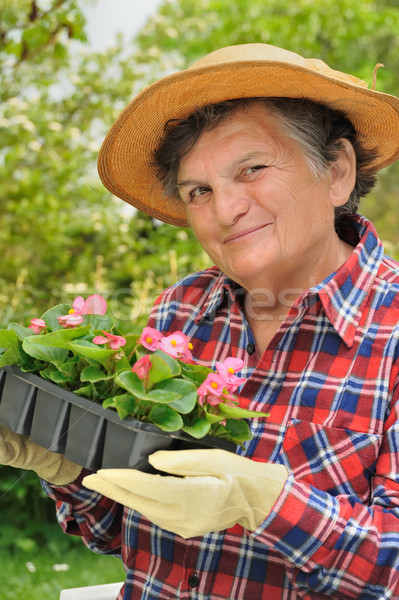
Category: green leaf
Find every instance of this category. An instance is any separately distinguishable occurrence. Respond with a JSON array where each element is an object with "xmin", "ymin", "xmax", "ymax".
[
  {"xmin": 218, "ymin": 404, "xmax": 270, "ymax": 420},
  {"xmin": 114, "ymin": 354, "xmax": 131, "ymax": 373},
  {"xmin": 39, "ymin": 365, "xmax": 60, "ymax": 382},
  {"xmin": 48, "ymin": 370, "xmax": 75, "ymax": 385},
  {"xmin": 84, "ymin": 314, "xmax": 114, "ymax": 330},
  {"xmin": 202, "ymin": 405, "xmax": 227, "ymax": 424},
  {"xmin": 116, "ymin": 370, "xmax": 178, "ymax": 404},
  {"xmin": 80, "ymin": 365, "xmax": 113, "ymax": 383},
  {"xmin": 27, "ymin": 326, "xmax": 91, "ymax": 349},
  {"xmin": 58, "ymin": 357, "xmax": 79, "ymax": 377},
  {"xmin": 102, "ymin": 397, "xmax": 115, "ymax": 409},
  {"xmin": 7, "ymin": 323, "xmax": 34, "ymax": 340},
  {"xmin": 41, "ymin": 304, "xmax": 71, "ymax": 331},
  {"xmin": 152, "ymin": 349, "xmax": 181, "ymax": 374},
  {"xmin": 116, "ymin": 370, "xmax": 146, "ymax": 398},
  {"xmin": 68, "ymin": 339, "xmax": 115, "ymax": 363},
  {"xmin": 111, "ymin": 394, "xmax": 138, "ymax": 419},
  {"xmin": 223, "ymin": 419, "xmax": 253, "ymax": 442},
  {"xmin": 0, "ymin": 329, "xmax": 19, "ymax": 348},
  {"xmin": 22, "ymin": 338, "xmax": 69, "ymax": 366},
  {"xmin": 73, "ymin": 383, "xmax": 98, "ymax": 400},
  {"xmin": 156, "ymin": 378, "xmax": 198, "ymax": 413},
  {"xmin": 146, "ymin": 389, "xmax": 181, "ymax": 403},
  {"xmin": 0, "ymin": 330, "xmax": 27, "ymax": 369},
  {"xmin": 0, "ymin": 344, "xmax": 26, "ymax": 369},
  {"xmin": 145, "ymin": 351, "xmax": 181, "ymax": 388},
  {"xmin": 146, "ymin": 355, "xmax": 174, "ymax": 386},
  {"xmin": 120, "ymin": 333, "xmax": 140, "ymax": 358},
  {"xmin": 16, "ymin": 357, "xmax": 42, "ymax": 372},
  {"xmin": 22, "ymin": 24, "xmax": 49, "ymax": 49},
  {"xmin": 149, "ymin": 404, "xmax": 183, "ymax": 432},
  {"xmin": 179, "ymin": 361, "xmax": 211, "ymax": 385},
  {"xmin": 182, "ymin": 418, "xmax": 211, "ymax": 439}
]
